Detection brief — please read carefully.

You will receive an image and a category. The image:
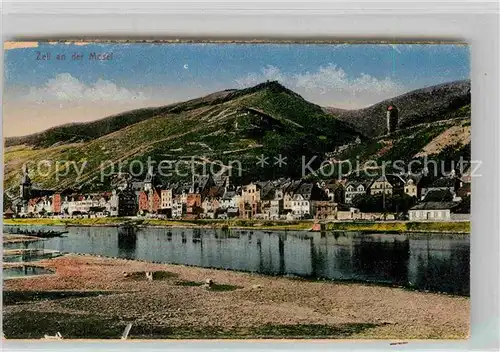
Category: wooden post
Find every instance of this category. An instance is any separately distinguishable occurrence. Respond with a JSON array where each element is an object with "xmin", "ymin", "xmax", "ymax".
[{"xmin": 121, "ymin": 323, "xmax": 132, "ymax": 340}]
